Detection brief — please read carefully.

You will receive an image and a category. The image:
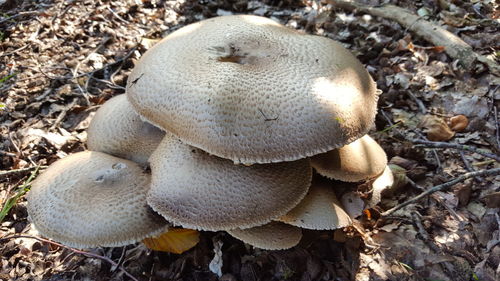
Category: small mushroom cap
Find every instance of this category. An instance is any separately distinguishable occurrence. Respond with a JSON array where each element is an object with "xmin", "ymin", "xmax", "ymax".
[
  {"xmin": 278, "ymin": 179, "xmax": 352, "ymax": 230},
  {"xmin": 87, "ymin": 95, "xmax": 165, "ymax": 165},
  {"xmin": 147, "ymin": 135, "xmax": 312, "ymax": 231},
  {"xmin": 27, "ymin": 151, "xmax": 168, "ymax": 249},
  {"xmin": 311, "ymin": 135, "xmax": 387, "ymax": 182},
  {"xmin": 127, "ymin": 15, "xmax": 378, "ymax": 164},
  {"xmin": 228, "ymin": 222, "xmax": 302, "ymax": 250}
]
